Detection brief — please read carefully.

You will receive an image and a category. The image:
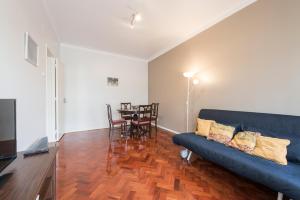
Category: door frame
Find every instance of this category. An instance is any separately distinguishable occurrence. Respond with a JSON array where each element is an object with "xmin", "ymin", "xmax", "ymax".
[
  {"xmin": 46, "ymin": 46, "xmax": 58, "ymax": 142},
  {"xmin": 56, "ymin": 60, "xmax": 65, "ymax": 141}
]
